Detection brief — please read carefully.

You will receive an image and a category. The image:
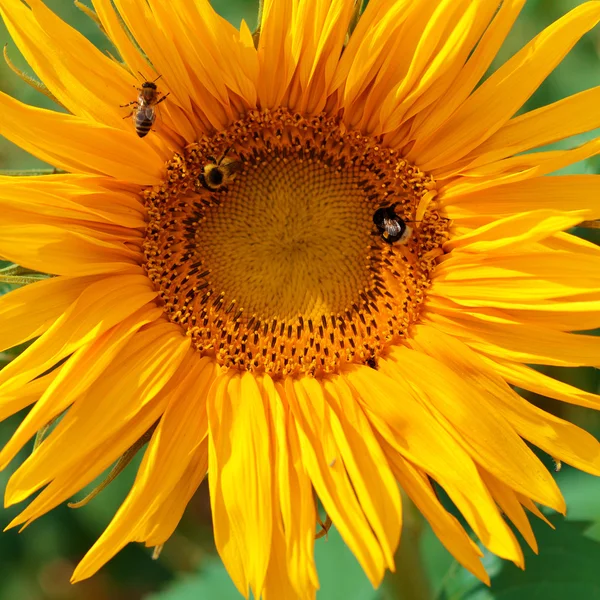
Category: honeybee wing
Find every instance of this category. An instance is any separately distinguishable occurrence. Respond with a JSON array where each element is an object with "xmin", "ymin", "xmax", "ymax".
[{"xmin": 138, "ymin": 105, "xmax": 156, "ymax": 124}]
